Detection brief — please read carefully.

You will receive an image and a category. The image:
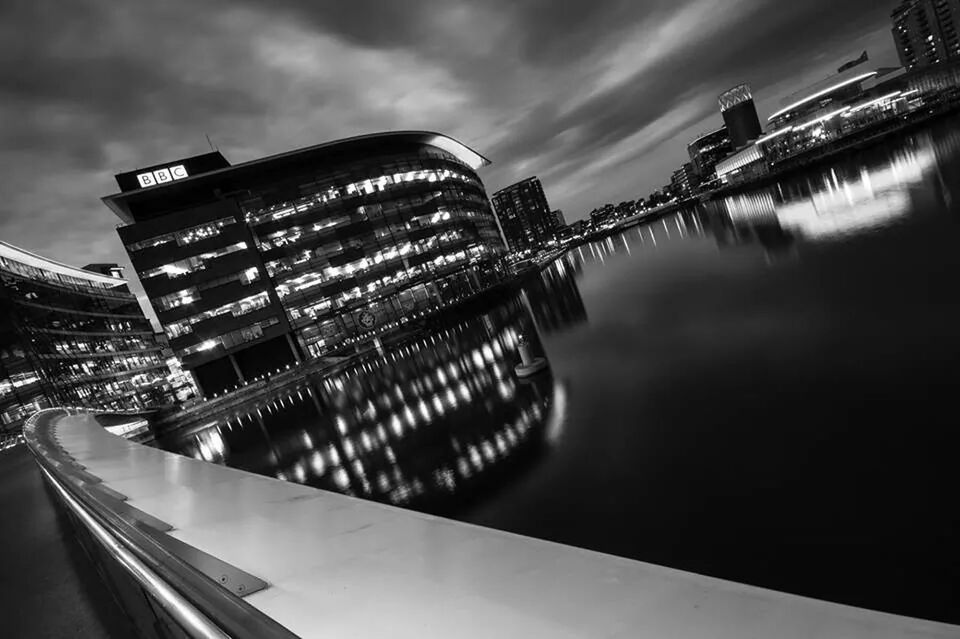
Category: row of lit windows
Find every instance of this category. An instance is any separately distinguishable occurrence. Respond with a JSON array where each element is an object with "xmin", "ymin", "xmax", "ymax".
[
  {"xmin": 47, "ymin": 334, "xmax": 156, "ymax": 357},
  {"xmin": 153, "ymin": 267, "xmax": 261, "ymax": 313},
  {"xmin": 292, "ymin": 245, "xmax": 492, "ymax": 349},
  {"xmin": 273, "ymin": 230, "xmax": 470, "ymax": 300},
  {"xmin": 164, "ymin": 291, "xmax": 271, "ymax": 339},
  {"xmin": 139, "ymin": 242, "xmax": 248, "ymax": 281},
  {"xmin": 264, "ymin": 213, "xmax": 491, "ymax": 287},
  {"xmin": 0, "ymin": 372, "xmax": 42, "ymax": 398},
  {"xmin": 243, "ymin": 165, "xmax": 483, "ymax": 227},
  {"xmin": 180, "ymin": 317, "xmax": 281, "ymax": 356},
  {"xmin": 253, "ymin": 190, "xmax": 490, "ymax": 258},
  {"xmin": 50, "ymin": 351, "xmax": 165, "ymax": 381},
  {"xmin": 127, "ymin": 216, "xmax": 238, "ymax": 253},
  {"xmin": 278, "ymin": 243, "xmax": 485, "ymax": 323}
]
